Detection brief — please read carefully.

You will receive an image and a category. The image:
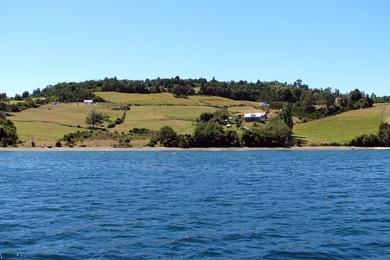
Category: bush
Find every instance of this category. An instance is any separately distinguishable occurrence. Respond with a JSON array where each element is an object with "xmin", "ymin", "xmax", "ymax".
[
  {"xmin": 242, "ymin": 118, "xmax": 292, "ymax": 147},
  {"xmin": 55, "ymin": 141, "xmax": 62, "ymax": 147},
  {"xmin": 379, "ymin": 123, "xmax": 390, "ymax": 146},
  {"xmin": 350, "ymin": 134, "xmax": 381, "ymax": 147},
  {"xmin": 177, "ymin": 134, "xmax": 194, "ymax": 148},
  {"xmin": 193, "ymin": 122, "xmax": 226, "ymax": 147},
  {"xmin": 130, "ymin": 128, "xmax": 151, "ymax": 134},
  {"xmin": 224, "ymin": 130, "xmax": 241, "ymax": 147},
  {"xmin": 349, "ymin": 123, "xmax": 390, "ymax": 147},
  {"xmin": 0, "ymin": 114, "xmax": 18, "ymax": 147},
  {"xmin": 86, "ymin": 110, "xmax": 106, "ymax": 128},
  {"xmin": 199, "ymin": 110, "xmax": 229, "ymax": 124},
  {"xmin": 158, "ymin": 126, "xmax": 178, "ymax": 147}
]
